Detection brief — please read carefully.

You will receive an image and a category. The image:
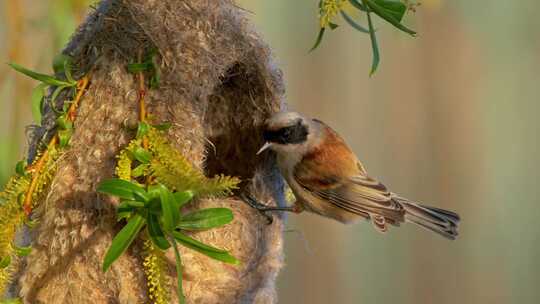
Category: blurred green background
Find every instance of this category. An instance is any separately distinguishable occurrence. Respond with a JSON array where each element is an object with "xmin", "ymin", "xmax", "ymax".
[{"xmin": 1, "ymin": 1, "xmax": 539, "ymax": 303}]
